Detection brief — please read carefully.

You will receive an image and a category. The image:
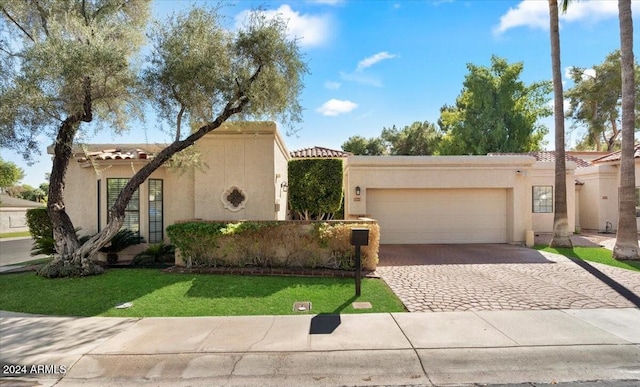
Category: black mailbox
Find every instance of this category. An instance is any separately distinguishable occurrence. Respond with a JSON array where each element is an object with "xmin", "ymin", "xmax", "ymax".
[{"xmin": 350, "ymin": 228, "xmax": 369, "ymax": 246}]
